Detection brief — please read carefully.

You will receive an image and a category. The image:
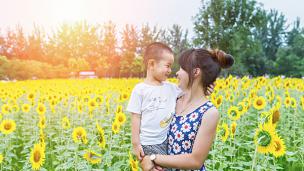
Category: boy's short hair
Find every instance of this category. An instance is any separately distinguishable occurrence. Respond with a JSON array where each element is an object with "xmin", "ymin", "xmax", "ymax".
[{"xmin": 143, "ymin": 42, "xmax": 173, "ymax": 67}]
